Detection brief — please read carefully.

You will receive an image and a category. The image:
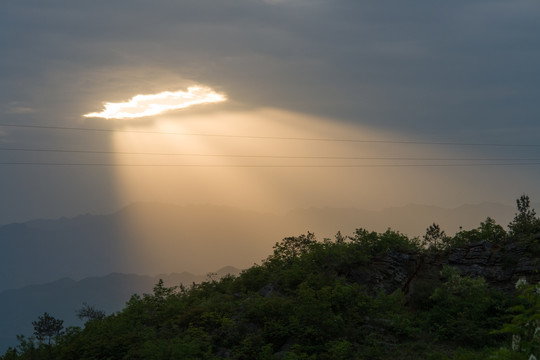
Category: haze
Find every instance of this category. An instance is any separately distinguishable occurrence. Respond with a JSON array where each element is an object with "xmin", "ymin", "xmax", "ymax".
[{"xmin": 1, "ymin": 1, "xmax": 540, "ymax": 265}]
